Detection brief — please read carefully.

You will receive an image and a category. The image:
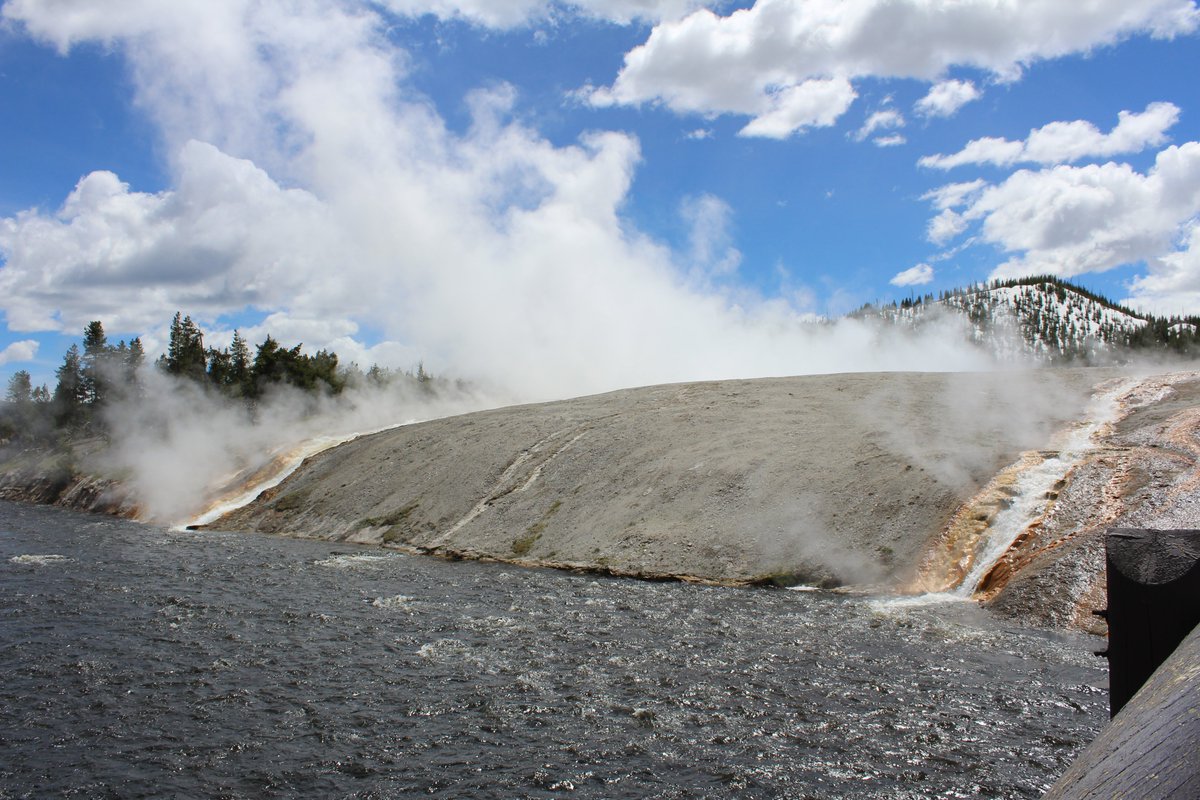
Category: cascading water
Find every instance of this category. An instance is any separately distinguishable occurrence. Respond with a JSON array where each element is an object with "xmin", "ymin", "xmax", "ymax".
[
  {"xmin": 179, "ymin": 422, "xmax": 412, "ymax": 530},
  {"xmin": 913, "ymin": 378, "xmax": 1134, "ymax": 599}
]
